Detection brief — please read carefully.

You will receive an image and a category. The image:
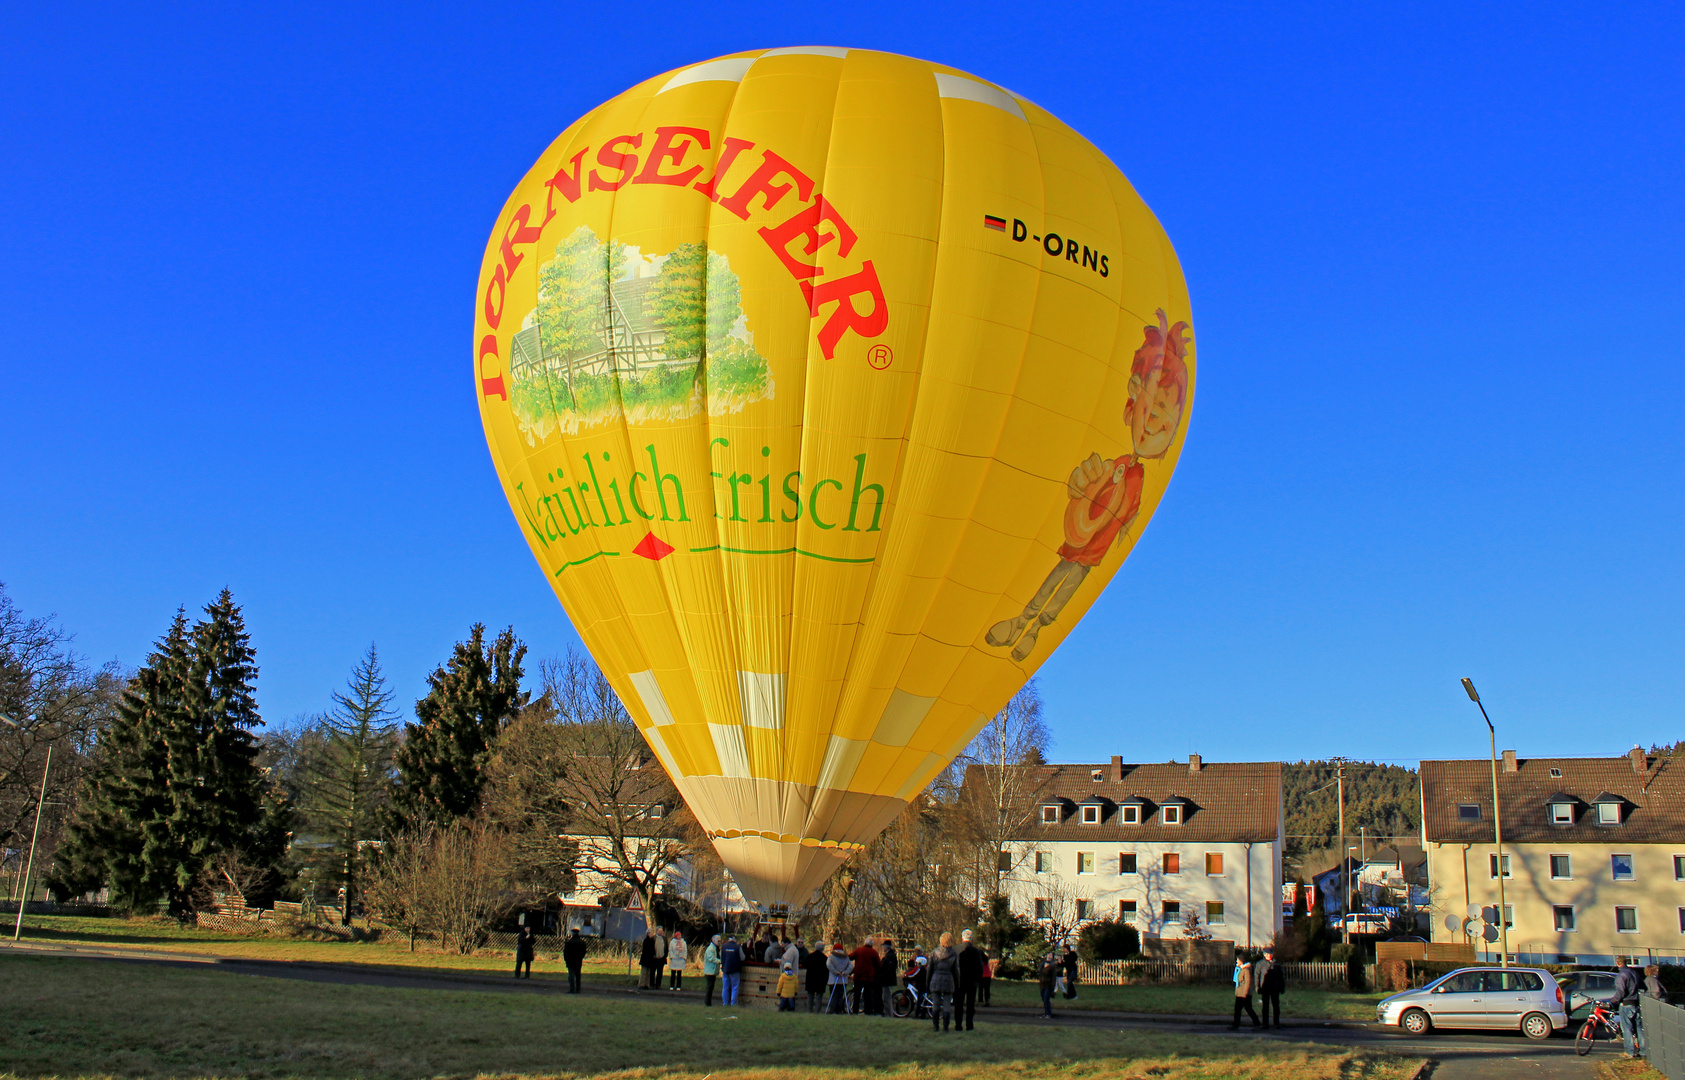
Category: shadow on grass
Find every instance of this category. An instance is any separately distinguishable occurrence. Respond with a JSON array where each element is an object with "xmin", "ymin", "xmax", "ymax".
[{"xmin": 0, "ymin": 955, "xmax": 1420, "ymax": 1080}]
